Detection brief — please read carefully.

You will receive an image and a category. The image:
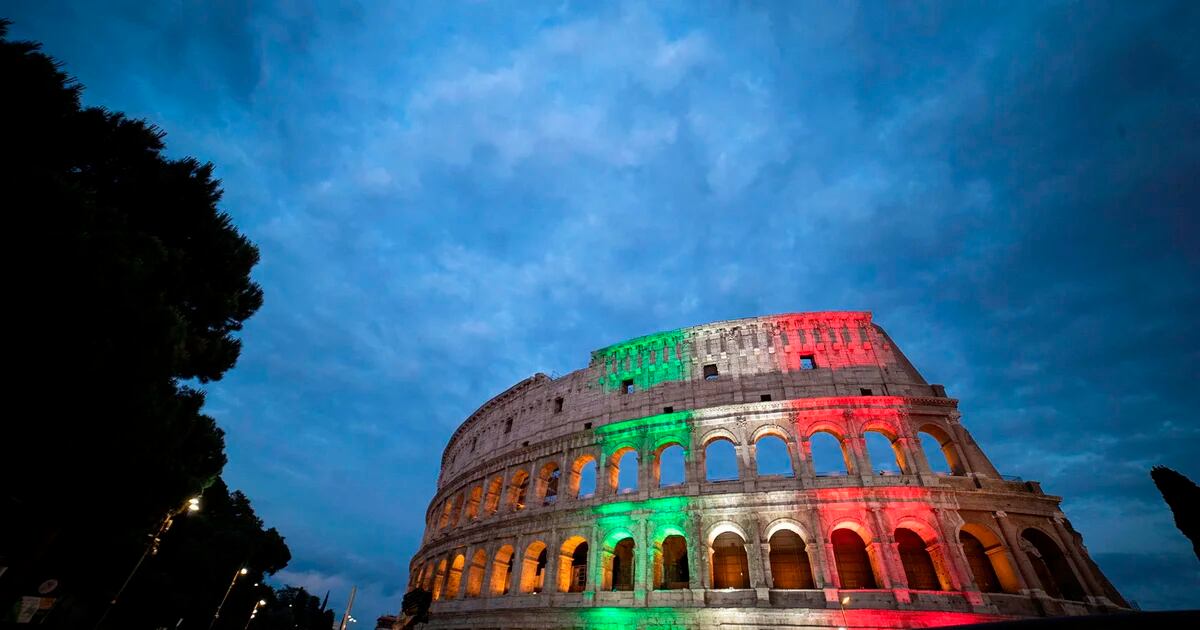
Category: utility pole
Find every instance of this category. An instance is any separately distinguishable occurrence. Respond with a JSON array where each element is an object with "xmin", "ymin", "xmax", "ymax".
[{"xmin": 337, "ymin": 586, "xmax": 356, "ymax": 630}]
